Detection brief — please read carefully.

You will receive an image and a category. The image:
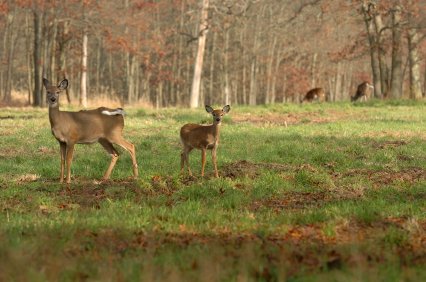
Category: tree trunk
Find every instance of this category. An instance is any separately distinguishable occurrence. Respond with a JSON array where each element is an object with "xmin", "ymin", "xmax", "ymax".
[
  {"xmin": 270, "ymin": 49, "xmax": 283, "ymax": 104},
  {"xmin": 207, "ymin": 31, "xmax": 216, "ymax": 106},
  {"xmin": 33, "ymin": 10, "xmax": 43, "ymax": 107},
  {"xmin": 189, "ymin": 0, "xmax": 209, "ymax": 108},
  {"xmin": 42, "ymin": 15, "xmax": 50, "ymax": 104},
  {"xmin": 311, "ymin": 52, "xmax": 318, "ymax": 88},
  {"xmin": 241, "ymin": 26, "xmax": 247, "ymax": 105},
  {"xmin": 407, "ymin": 28, "xmax": 422, "ymax": 100},
  {"xmin": 424, "ymin": 62, "xmax": 426, "ymax": 98},
  {"xmin": 249, "ymin": 11, "xmax": 263, "ymax": 106},
  {"xmin": 373, "ymin": 10, "xmax": 388, "ymax": 97},
  {"xmin": 80, "ymin": 29, "xmax": 88, "ymax": 108},
  {"xmin": 95, "ymin": 38, "xmax": 101, "ymax": 94},
  {"xmin": 362, "ymin": 3, "xmax": 381, "ymax": 98},
  {"xmin": 3, "ymin": 12, "xmax": 16, "ymax": 103},
  {"xmin": 58, "ymin": 20, "xmax": 71, "ymax": 104},
  {"xmin": 108, "ymin": 52, "xmax": 114, "ymax": 99},
  {"xmin": 223, "ymin": 28, "xmax": 230, "ymax": 105},
  {"xmin": 175, "ymin": 0, "xmax": 185, "ymax": 106},
  {"xmin": 334, "ymin": 62, "xmax": 344, "ymax": 101},
  {"xmin": 328, "ymin": 77, "xmax": 335, "ymax": 102},
  {"xmin": 50, "ymin": 18, "xmax": 58, "ymax": 83},
  {"xmin": 25, "ymin": 11, "xmax": 33, "ymax": 104},
  {"xmin": 265, "ymin": 36, "xmax": 277, "ymax": 104},
  {"xmin": 249, "ymin": 58, "xmax": 257, "ymax": 105},
  {"xmin": 390, "ymin": 5, "xmax": 403, "ymax": 99}
]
